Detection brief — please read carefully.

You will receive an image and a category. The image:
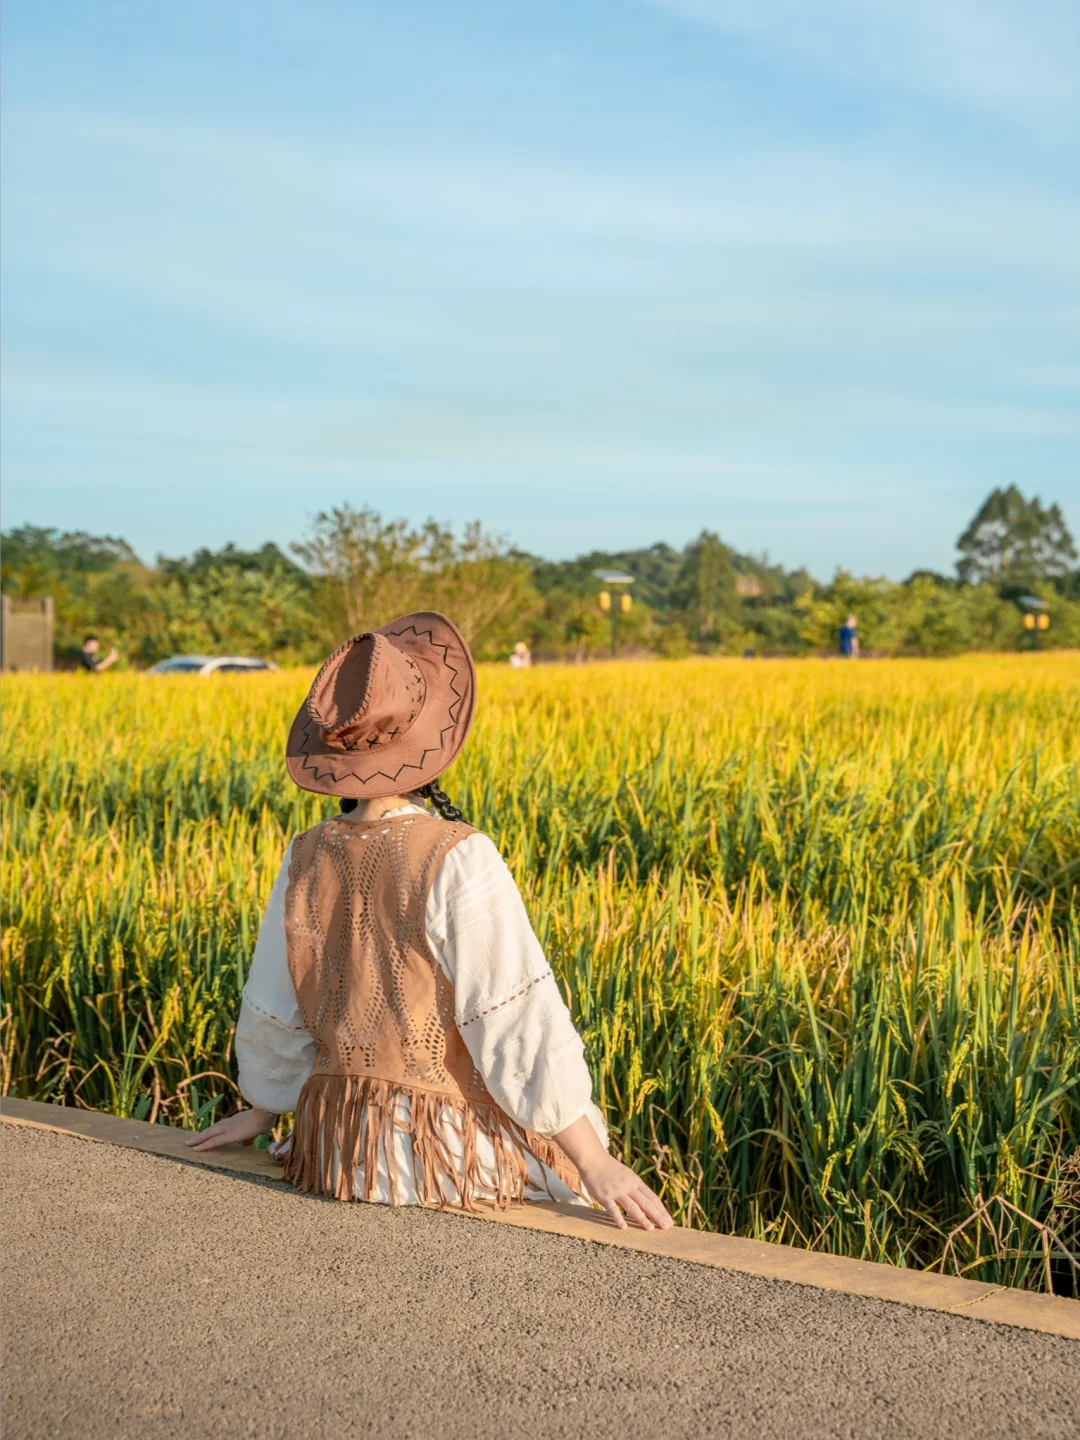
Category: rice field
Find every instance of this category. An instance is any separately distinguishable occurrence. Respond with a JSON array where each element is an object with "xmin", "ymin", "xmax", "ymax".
[{"xmin": 3, "ymin": 655, "xmax": 1079, "ymax": 1291}]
